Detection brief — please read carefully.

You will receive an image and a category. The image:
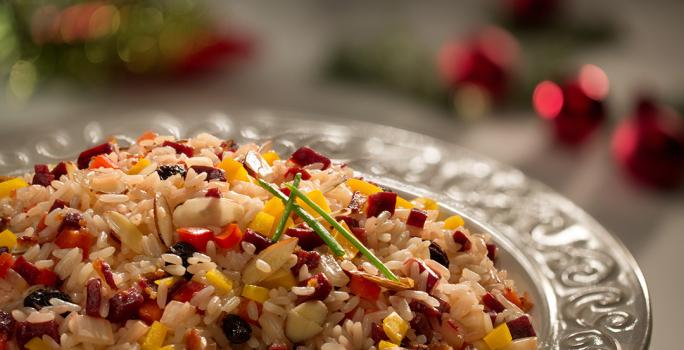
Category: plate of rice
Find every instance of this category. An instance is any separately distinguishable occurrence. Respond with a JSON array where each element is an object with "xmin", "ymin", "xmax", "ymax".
[{"xmin": 0, "ymin": 111, "xmax": 650, "ymax": 350}]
